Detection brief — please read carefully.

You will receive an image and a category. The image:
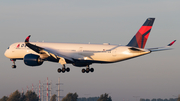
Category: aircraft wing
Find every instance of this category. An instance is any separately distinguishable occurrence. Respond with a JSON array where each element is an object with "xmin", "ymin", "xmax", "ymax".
[
  {"xmin": 146, "ymin": 40, "xmax": 176, "ymax": 52},
  {"xmin": 25, "ymin": 35, "xmax": 74, "ymax": 65}
]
